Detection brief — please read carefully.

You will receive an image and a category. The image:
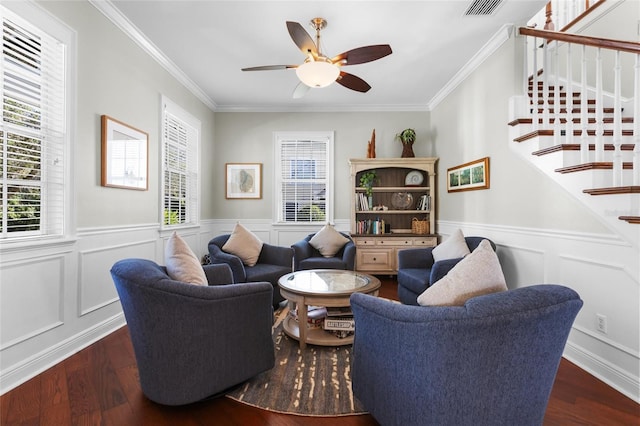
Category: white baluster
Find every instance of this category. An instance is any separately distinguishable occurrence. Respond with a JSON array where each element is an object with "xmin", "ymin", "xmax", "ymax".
[
  {"xmin": 580, "ymin": 44, "xmax": 589, "ymax": 163},
  {"xmin": 634, "ymin": 53, "xmax": 640, "ymax": 186},
  {"xmin": 566, "ymin": 43, "xmax": 574, "ymax": 145},
  {"xmin": 532, "ymin": 37, "xmax": 539, "ymax": 131},
  {"xmin": 595, "ymin": 48, "xmax": 604, "ymax": 162},
  {"xmin": 543, "ymin": 40, "xmax": 550, "ymax": 126},
  {"xmin": 554, "ymin": 42, "xmax": 561, "ymax": 146},
  {"xmin": 612, "ymin": 51, "xmax": 622, "ymax": 186}
]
